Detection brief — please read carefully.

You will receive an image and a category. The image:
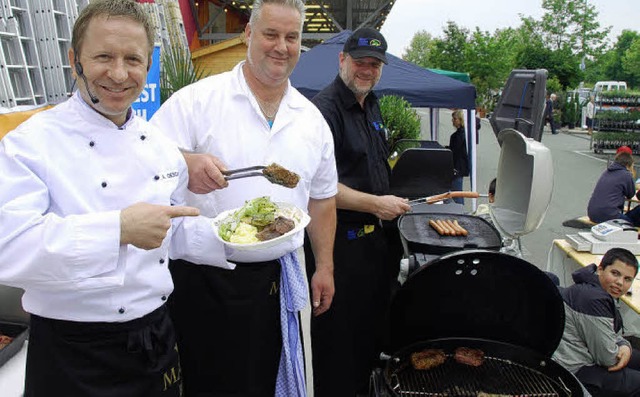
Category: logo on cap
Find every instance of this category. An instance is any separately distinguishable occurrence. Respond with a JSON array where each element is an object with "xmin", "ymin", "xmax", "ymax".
[{"xmin": 357, "ymin": 38, "xmax": 382, "ymax": 48}]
